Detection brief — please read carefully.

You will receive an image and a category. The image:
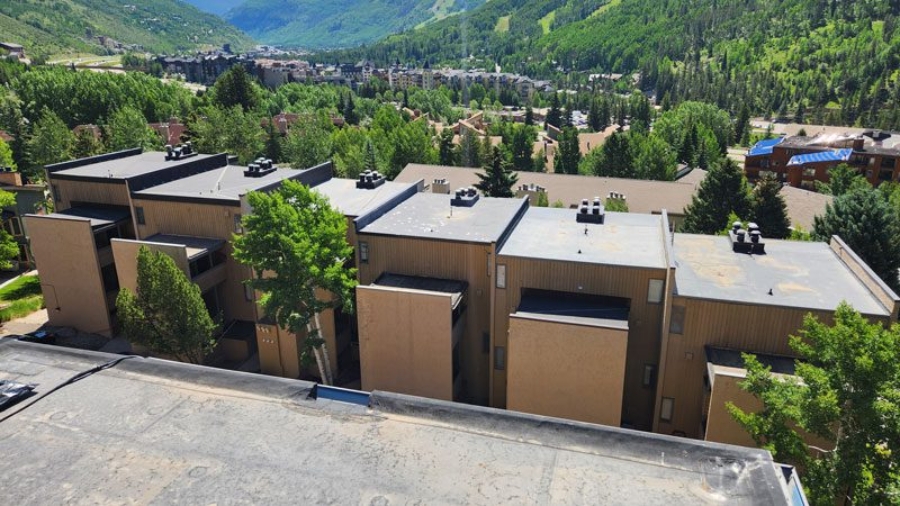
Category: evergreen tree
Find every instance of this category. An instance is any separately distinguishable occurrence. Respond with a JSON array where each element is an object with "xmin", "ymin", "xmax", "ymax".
[
  {"xmin": 562, "ymin": 97, "xmax": 574, "ymax": 128},
  {"xmin": 524, "ymin": 105, "xmax": 534, "ymax": 126},
  {"xmin": 475, "ymin": 146, "xmax": 518, "ymax": 197},
  {"xmin": 26, "ymin": 108, "xmax": 75, "ymax": 178},
  {"xmin": 588, "ymin": 98, "xmax": 602, "ymax": 132},
  {"xmin": 116, "ymin": 246, "xmax": 218, "ymax": 364},
  {"xmin": 750, "ymin": 174, "xmax": 791, "ymax": 239},
  {"xmin": 438, "ymin": 128, "xmax": 457, "ymax": 166},
  {"xmin": 343, "ymin": 93, "xmax": 359, "ymax": 126},
  {"xmin": 105, "ymin": 106, "xmax": 159, "ymax": 152},
  {"xmin": 458, "ymin": 129, "xmax": 481, "ymax": 168},
  {"xmin": 73, "ymin": 129, "xmax": 103, "ymax": 159},
  {"xmin": 363, "ymin": 138, "xmax": 378, "ymax": 173},
  {"xmin": 509, "ymin": 124, "xmax": 533, "ymax": 171},
  {"xmin": 545, "ymin": 93, "xmax": 562, "ymax": 129},
  {"xmin": 813, "ymin": 188, "xmax": 900, "ymax": 292},
  {"xmin": 735, "ymin": 104, "xmax": 751, "ymax": 146},
  {"xmin": 628, "ymin": 91, "xmax": 652, "ymax": 133},
  {"xmin": 591, "ymin": 131, "xmax": 633, "ymax": 178},
  {"xmin": 233, "ymin": 180, "xmax": 356, "ymax": 384},
  {"xmin": 814, "ymin": 163, "xmax": 868, "ymax": 196},
  {"xmin": 264, "ymin": 119, "xmax": 283, "ymax": 163},
  {"xmin": 730, "ymin": 304, "xmax": 900, "ymax": 504},
  {"xmin": 681, "ymin": 158, "xmax": 752, "ymax": 234},
  {"xmin": 211, "ymin": 65, "xmax": 259, "ymax": 112},
  {"xmin": 553, "ymin": 127, "xmax": 581, "ymax": 174}
]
